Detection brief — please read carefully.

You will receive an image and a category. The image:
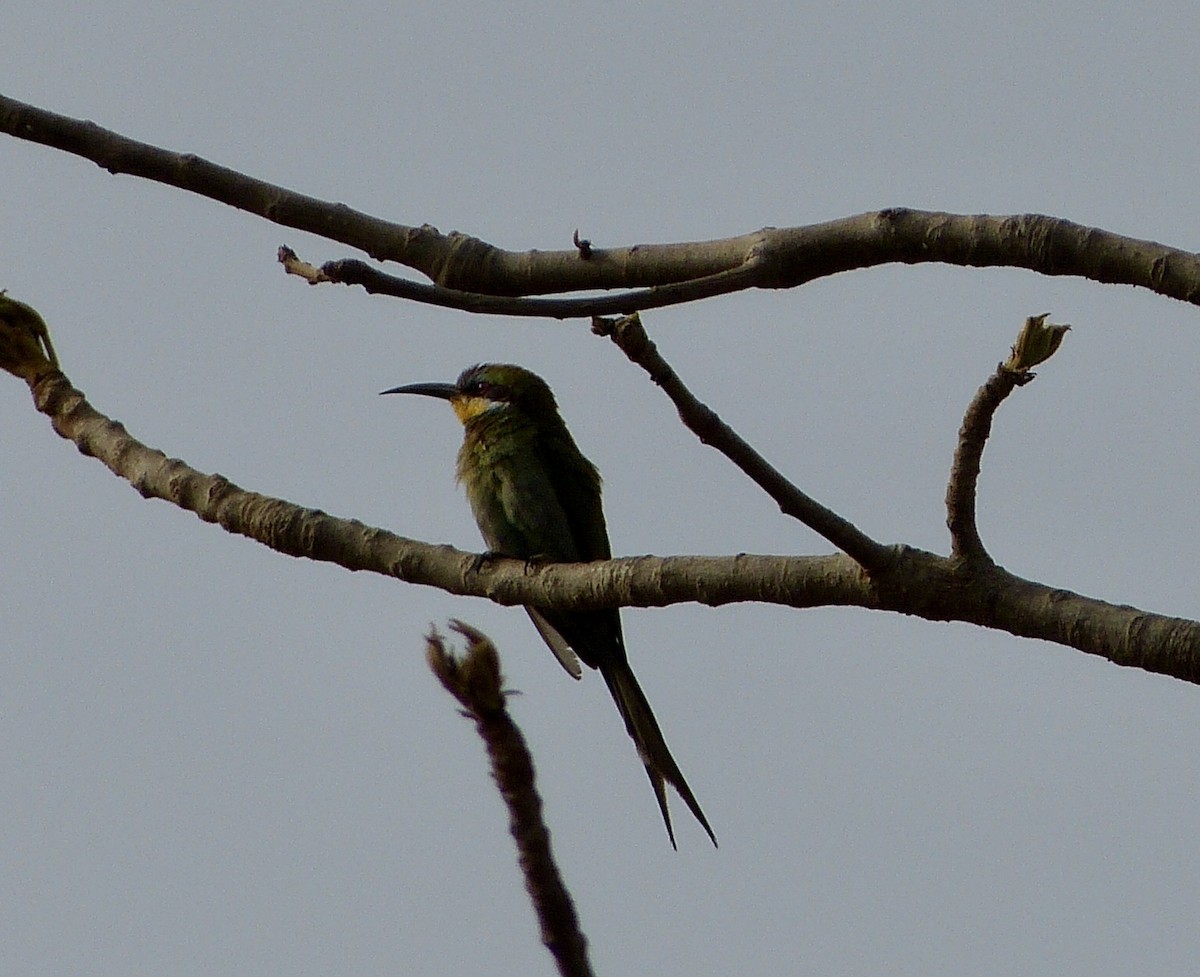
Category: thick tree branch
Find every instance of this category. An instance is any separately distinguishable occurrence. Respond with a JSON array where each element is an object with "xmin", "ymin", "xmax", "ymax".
[
  {"xmin": 427, "ymin": 622, "xmax": 594, "ymax": 977},
  {"xmin": 595, "ymin": 312, "xmax": 889, "ymax": 571},
  {"xmin": 20, "ymin": 364, "xmax": 864, "ymax": 609},
  {"xmin": 9, "ymin": 347, "xmax": 1200, "ymax": 686},
  {"xmin": 7, "ymin": 93, "xmax": 1200, "ymax": 310},
  {"xmin": 0, "ymin": 93, "xmax": 751, "ymax": 296}
]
